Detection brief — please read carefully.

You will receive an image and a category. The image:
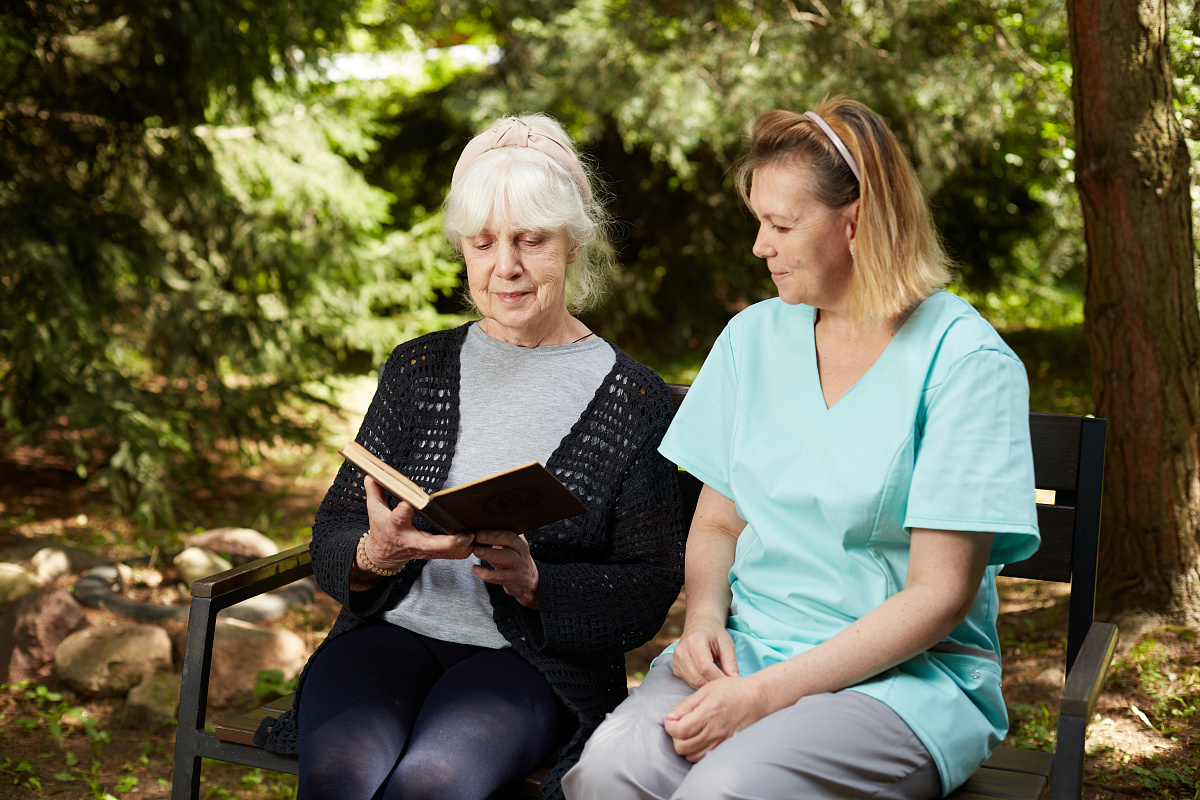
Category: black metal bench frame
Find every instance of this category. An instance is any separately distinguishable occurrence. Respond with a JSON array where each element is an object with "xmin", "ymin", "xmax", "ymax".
[{"xmin": 172, "ymin": 386, "xmax": 1115, "ymax": 800}]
